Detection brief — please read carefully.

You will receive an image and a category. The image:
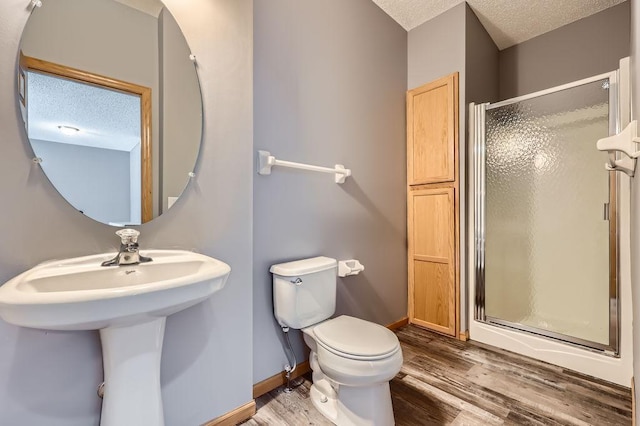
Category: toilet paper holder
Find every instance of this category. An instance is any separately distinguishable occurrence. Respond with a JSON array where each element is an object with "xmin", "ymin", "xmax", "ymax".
[{"xmin": 338, "ymin": 260, "xmax": 364, "ymax": 277}]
